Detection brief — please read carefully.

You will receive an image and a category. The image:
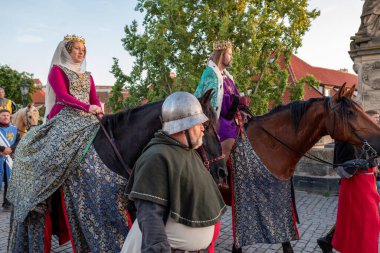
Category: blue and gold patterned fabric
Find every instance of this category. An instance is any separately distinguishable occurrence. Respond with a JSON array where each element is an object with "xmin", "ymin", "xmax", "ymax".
[
  {"xmin": 8, "ymin": 106, "xmax": 100, "ymax": 222},
  {"xmin": 7, "ymin": 65, "xmax": 129, "ymax": 252},
  {"xmin": 231, "ymin": 132, "xmax": 299, "ymax": 247},
  {"xmin": 63, "ymin": 145, "xmax": 129, "ymax": 252}
]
